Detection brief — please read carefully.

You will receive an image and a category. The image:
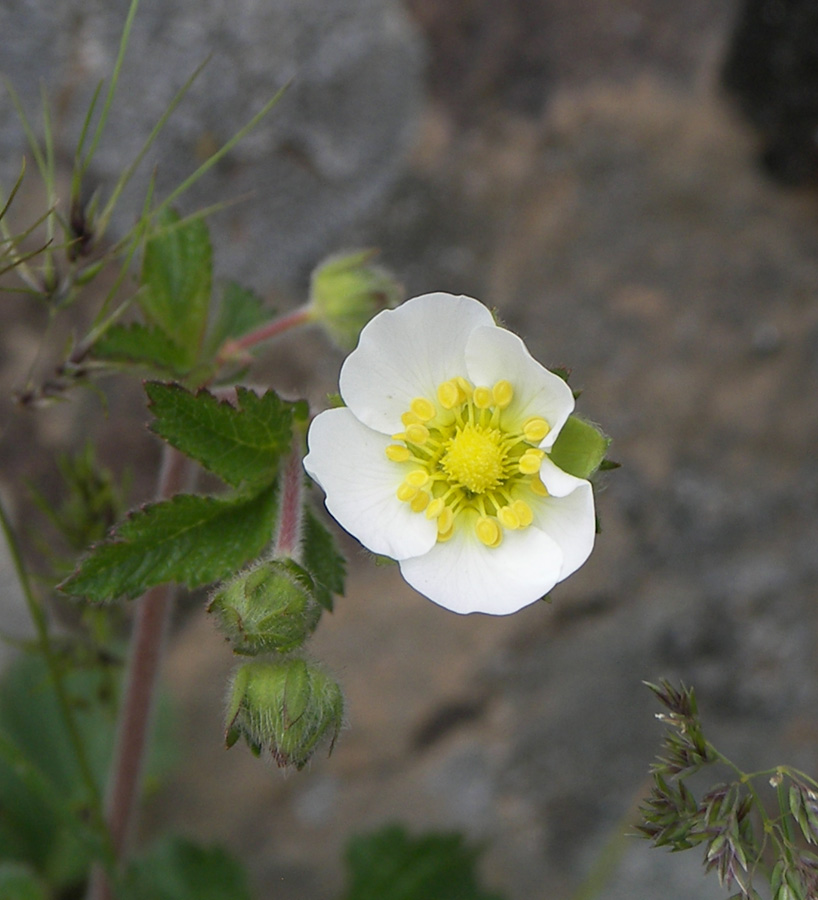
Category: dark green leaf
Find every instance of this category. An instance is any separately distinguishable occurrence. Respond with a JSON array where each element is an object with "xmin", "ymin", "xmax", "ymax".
[
  {"xmin": 549, "ymin": 415, "xmax": 611, "ymax": 480},
  {"xmin": 139, "ymin": 208, "xmax": 212, "ymax": 366},
  {"xmin": 59, "ymin": 485, "xmax": 278, "ymax": 602},
  {"xmin": 204, "ymin": 281, "xmax": 270, "ymax": 357},
  {"xmin": 146, "ymin": 382, "xmax": 296, "ymax": 488},
  {"xmin": 92, "ymin": 322, "xmax": 189, "ymax": 376},
  {"xmin": 343, "ymin": 825, "xmax": 505, "ymax": 900},
  {"xmin": 302, "ymin": 509, "xmax": 346, "ymax": 611},
  {"xmin": 121, "ymin": 836, "xmax": 252, "ymax": 900}
]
